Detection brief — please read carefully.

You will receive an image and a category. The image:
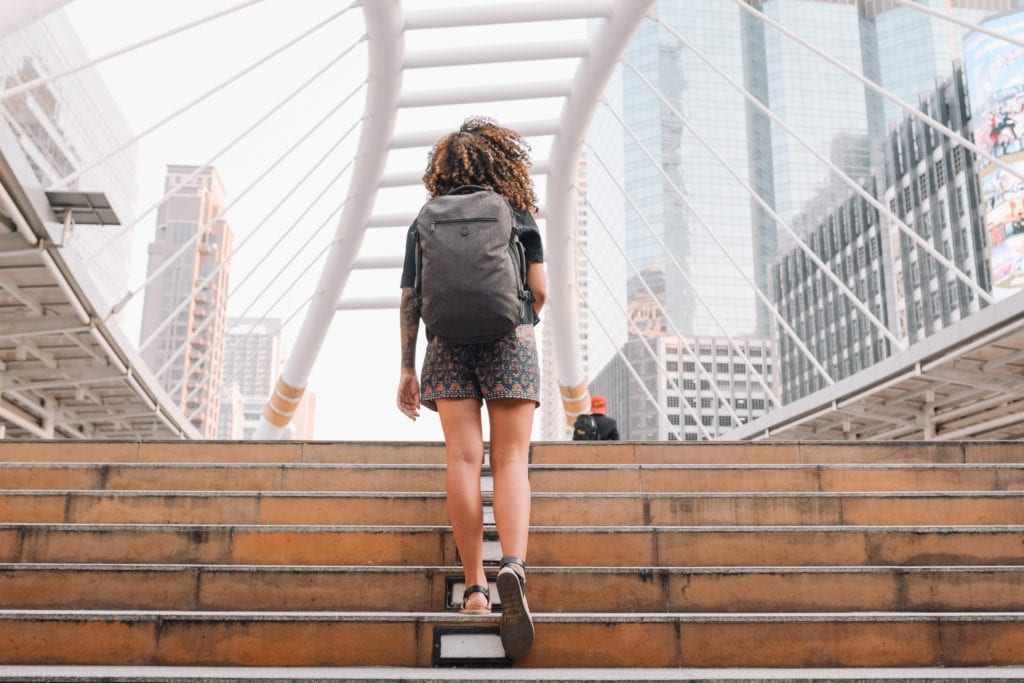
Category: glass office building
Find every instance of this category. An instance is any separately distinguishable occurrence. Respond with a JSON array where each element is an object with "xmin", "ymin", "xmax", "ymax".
[
  {"xmin": 623, "ymin": 2, "xmax": 765, "ymax": 340},
  {"xmin": 0, "ymin": 9, "xmax": 138, "ymax": 313}
]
